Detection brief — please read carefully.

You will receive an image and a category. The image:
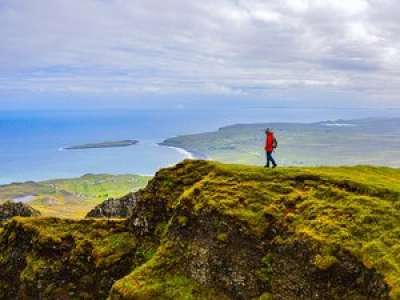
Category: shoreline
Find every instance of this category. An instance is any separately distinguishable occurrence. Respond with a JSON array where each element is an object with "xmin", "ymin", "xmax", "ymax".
[
  {"xmin": 163, "ymin": 145, "xmax": 195, "ymax": 159},
  {"xmin": 157, "ymin": 142, "xmax": 208, "ymax": 160}
]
